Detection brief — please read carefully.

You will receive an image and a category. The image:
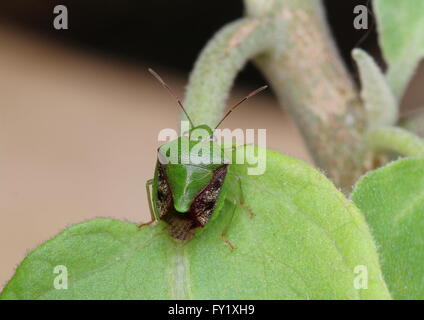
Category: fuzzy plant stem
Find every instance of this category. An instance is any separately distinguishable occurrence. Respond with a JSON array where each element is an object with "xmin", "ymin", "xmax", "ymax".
[
  {"xmin": 184, "ymin": 0, "xmax": 367, "ymax": 191},
  {"xmin": 246, "ymin": 0, "xmax": 367, "ymax": 191},
  {"xmin": 183, "ymin": 17, "xmax": 276, "ymax": 127},
  {"xmin": 366, "ymin": 127, "xmax": 424, "ymax": 157}
]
